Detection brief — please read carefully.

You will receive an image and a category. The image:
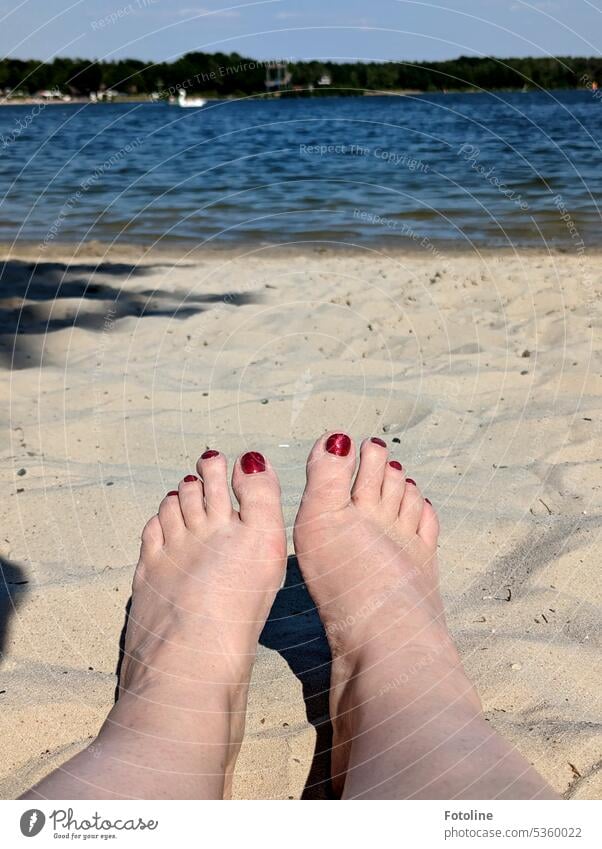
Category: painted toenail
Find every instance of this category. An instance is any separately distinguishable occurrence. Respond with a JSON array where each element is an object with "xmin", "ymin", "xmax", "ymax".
[
  {"xmin": 167, "ymin": 490, "xmax": 179, "ymax": 496},
  {"xmin": 370, "ymin": 437, "xmax": 387, "ymax": 447},
  {"xmin": 425, "ymin": 497, "xmax": 432, "ymax": 505},
  {"xmin": 406, "ymin": 478, "xmax": 416, "ymax": 486},
  {"xmin": 201, "ymin": 450, "xmax": 219, "ymax": 459},
  {"xmin": 183, "ymin": 475, "xmax": 198, "ymax": 482},
  {"xmin": 326, "ymin": 433, "xmax": 351, "ymax": 456},
  {"xmin": 241, "ymin": 451, "xmax": 266, "ymax": 474},
  {"xmin": 389, "ymin": 460, "xmax": 403, "ymax": 471}
]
